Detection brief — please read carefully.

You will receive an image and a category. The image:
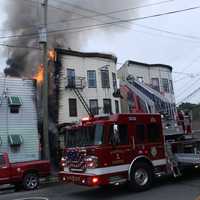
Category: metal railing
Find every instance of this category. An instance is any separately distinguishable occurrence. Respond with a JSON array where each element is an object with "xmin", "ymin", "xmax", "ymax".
[{"xmin": 65, "ymin": 76, "xmax": 86, "ymax": 89}]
